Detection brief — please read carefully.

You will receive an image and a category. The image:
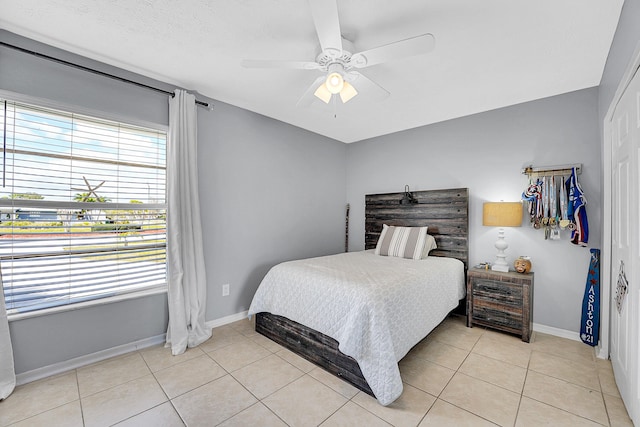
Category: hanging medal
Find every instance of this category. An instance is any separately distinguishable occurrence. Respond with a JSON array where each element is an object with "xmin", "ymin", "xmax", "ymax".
[
  {"xmin": 559, "ymin": 175, "xmax": 570, "ymax": 229},
  {"xmin": 542, "ymin": 177, "xmax": 551, "ymax": 239},
  {"xmin": 524, "ymin": 179, "xmax": 543, "ymax": 229},
  {"xmin": 522, "ymin": 180, "xmax": 538, "ymax": 226},
  {"xmin": 535, "ymin": 179, "xmax": 543, "ymax": 229},
  {"xmin": 550, "ymin": 176, "xmax": 560, "ymax": 239},
  {"xmin": 549, "ymin": 176, "xmax": 557, "ymax": 226}
]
